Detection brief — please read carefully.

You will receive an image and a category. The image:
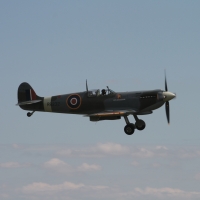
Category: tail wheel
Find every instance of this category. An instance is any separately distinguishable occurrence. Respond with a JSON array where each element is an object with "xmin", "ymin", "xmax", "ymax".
[
  {"xmin": 124, "ymin": 123, "xmax": 135, "ymax": 135},
  {"xmin": 27, "ymin": 111, "xmax": 35, "ymax": 117}
]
